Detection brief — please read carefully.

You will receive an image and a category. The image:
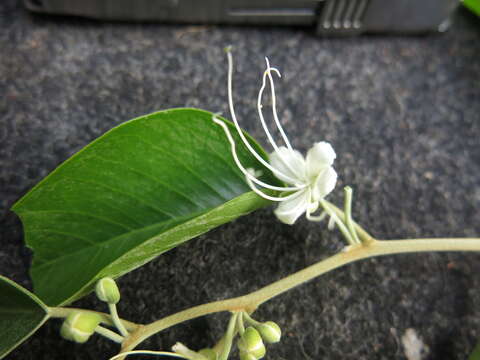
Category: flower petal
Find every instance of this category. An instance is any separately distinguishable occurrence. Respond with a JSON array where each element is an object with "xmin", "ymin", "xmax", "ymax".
[
  {"xmin": 311, "ymin": 167, "xmax": 337, "ymax": 202},
  {"xmin": 269, "ymin": 146, "xmax": 306, "ymax": 185},
  {"xmin": 274, "ymin": 190, "xmax": 309, "ymax": 225},
  {"xmin": 306, "ymin": 142, "xmax": 336, "ymax": 180}
]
